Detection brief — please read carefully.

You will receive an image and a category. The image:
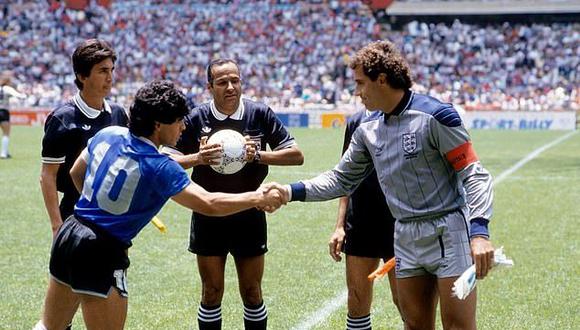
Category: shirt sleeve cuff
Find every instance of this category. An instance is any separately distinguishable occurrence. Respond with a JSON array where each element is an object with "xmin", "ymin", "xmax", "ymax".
[
  {"xmin": 289, "ymin": 182, "xmax": 306, "ymax": 201},
  {"xmin": 470, "ymin": 218, "xmax": 489, "ymax": 238}
]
